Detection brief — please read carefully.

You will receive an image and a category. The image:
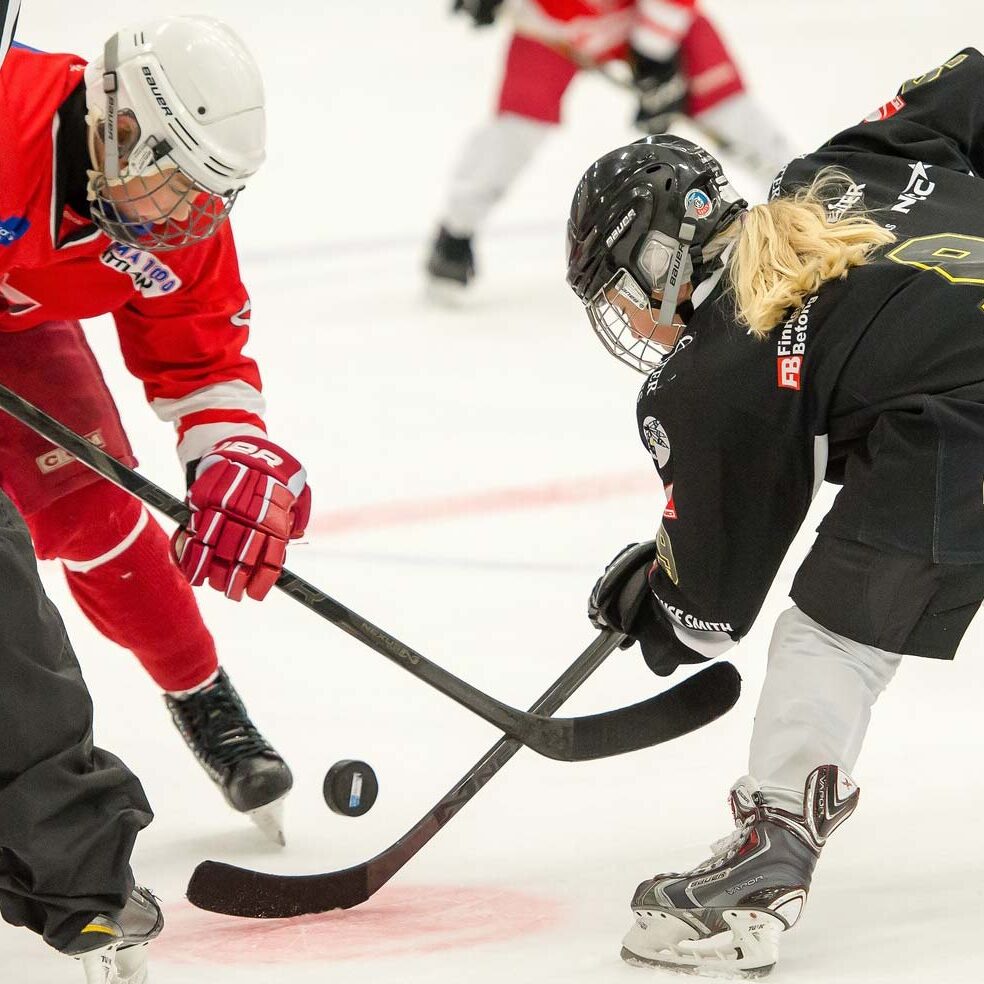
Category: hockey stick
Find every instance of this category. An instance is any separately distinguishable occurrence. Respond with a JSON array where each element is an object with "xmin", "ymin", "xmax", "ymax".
[
  {"xmin": 0, "ymin": 382, "xmax": 741, "ymax": 762},
  {"xmin": 187, "ymin": 629, "xmax": 740, "ymax": 917}
]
